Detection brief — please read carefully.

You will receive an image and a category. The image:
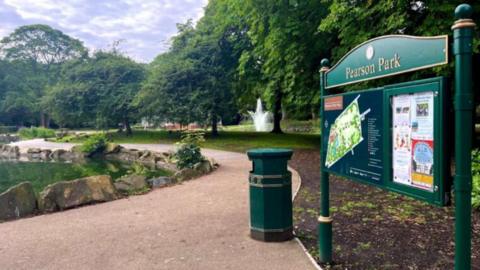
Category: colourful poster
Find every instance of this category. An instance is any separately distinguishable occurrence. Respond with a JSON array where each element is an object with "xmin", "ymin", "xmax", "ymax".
[
  {"xmin": 411, "ymin": 92, "xmax": 434, "ymax": 140},
  {"xmin": 392, "ymin": 94, "xmax": 412, "ymax": 186},
  {"xmin": 411, "ymin": 139, "xmax": 434, "ymax": 191}
]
